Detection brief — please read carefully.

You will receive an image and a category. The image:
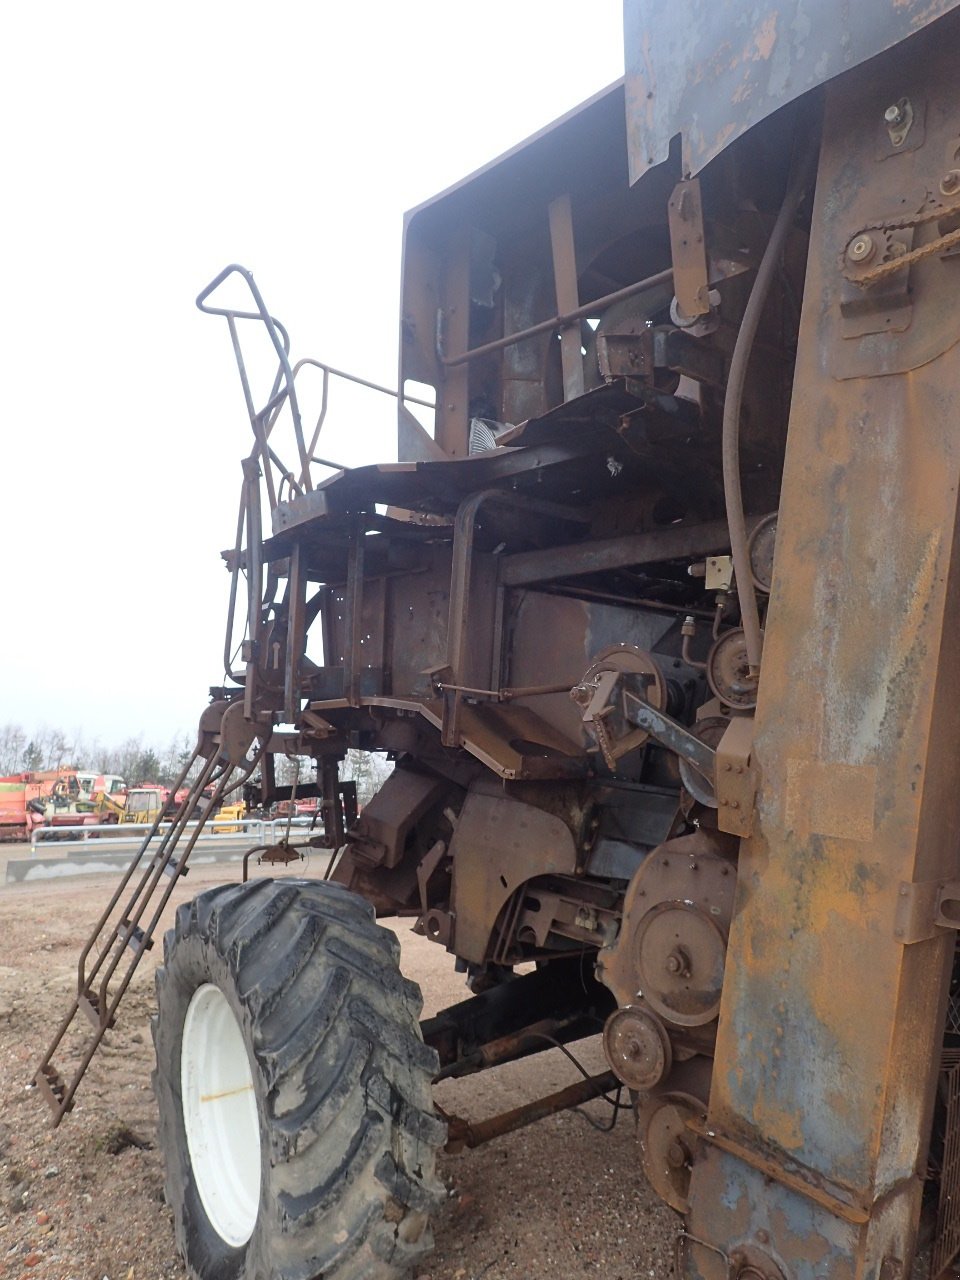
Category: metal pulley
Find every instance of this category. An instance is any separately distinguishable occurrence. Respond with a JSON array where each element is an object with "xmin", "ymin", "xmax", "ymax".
[
  {"xmin": 637, "ymin": 1088, "xmax": 707, "ymax": 1212},
  {"xmin": 602, "ymin": 1005, "xmax": 673, "ymax": 1091},
  {"xmin": 706, "ymin": 628, "xmax": 762, "ymax": 710},
  {"xmin": 678, "ymin": 716, "xmax": 730, "ymax": 807},
  {"xmin": 635, "ymin": 901, "xmax": 728, "ymax": 1027},
  {"xmin": 572, "ymin": 645, "xmax": 666, "ymax": 770},
  {"xmin": 747, "ymin": 512, "xmax": 777, "ymax": 593},
  {"xmin": 636, "ymin": 1055, "xmax": 711, "ymax": 1214},
  {"xmin": 597, "ymin": 831, "xmax": 738, "ymax": 1021}
]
